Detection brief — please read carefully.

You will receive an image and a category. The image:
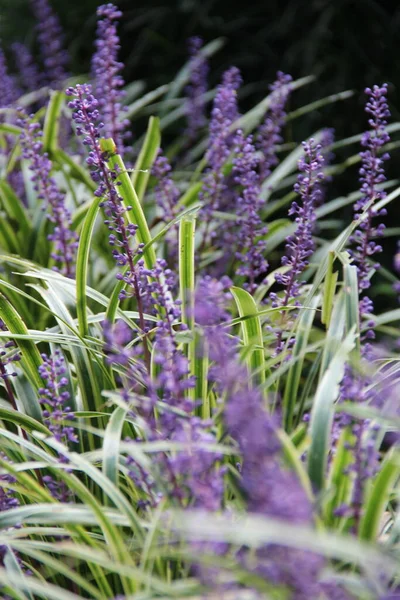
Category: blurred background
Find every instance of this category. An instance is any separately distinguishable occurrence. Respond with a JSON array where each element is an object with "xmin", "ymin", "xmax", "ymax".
[
  {"xmin": 1, "ymin": 0, "xmax": 399, "ymax": 131},
  {"xmin": 1, "ymin": 0, "xmax": 399, "ymax": 293}
]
